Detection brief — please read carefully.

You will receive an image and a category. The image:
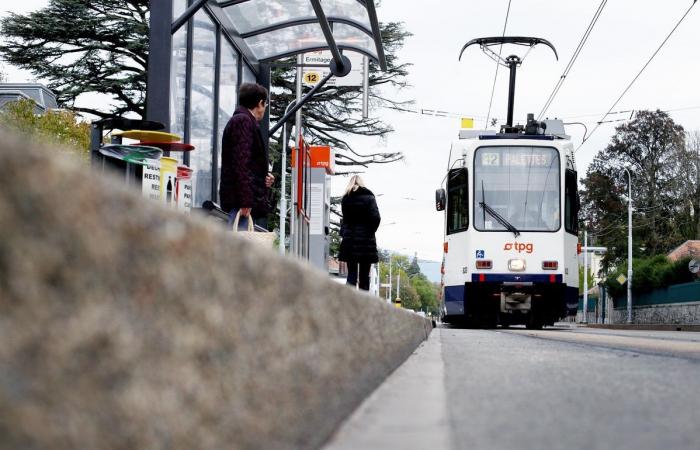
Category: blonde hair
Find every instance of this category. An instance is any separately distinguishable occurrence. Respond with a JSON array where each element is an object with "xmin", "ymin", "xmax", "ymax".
[{"xmin": 344, "ymin": 175, "xmax": 366, "ymax": 196}]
